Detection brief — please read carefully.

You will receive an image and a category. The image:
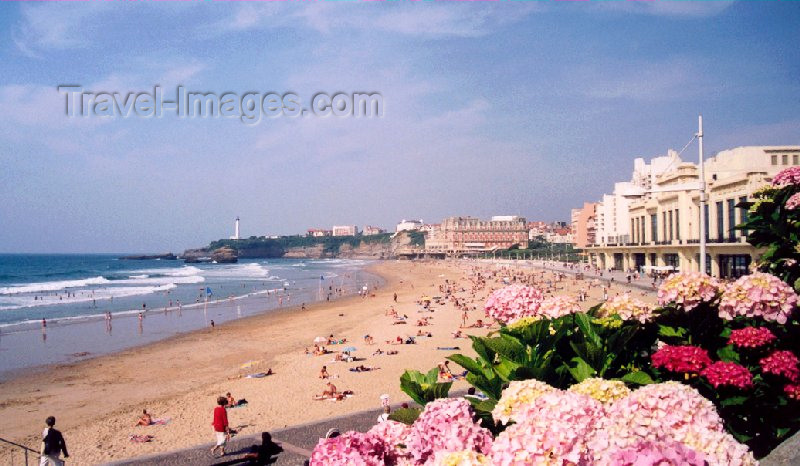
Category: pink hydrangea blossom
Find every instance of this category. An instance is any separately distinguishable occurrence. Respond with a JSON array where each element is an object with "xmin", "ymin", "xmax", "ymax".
[
  {"xmin": 651, "ymin": 345, "xmax": 712, "ymax": 374},
  {"xmin": 490, "ymin": 391, "xmax": 604, "ymax": 465},
  {"xmin": 605, "ymin": 439, "xmax": 707, "ymax": 466},
  {"xmin": 784, "ymin": 383, "xmax": 800, "ymax": 400},
  {"xmin": 484, "ymin": 285, "xmax": 544, "ymax": 324},
  {"xmin": 701, "ymin": 361, "xmax": 753, "ymax": 389},
  {"xmin": 367, "ymin": 420, "xmax": 411, "ymax": 462},
  {"xmin": 718, "ymin": 272, "xmax": 798, "ymax": 324},
  {"xmin": 772, "ymin": 166, "xmax": 800, "ymax": 187},
  {"xmin": 760, "ymin": 350, "xmax": 800, "ymax": 382},
  {"xmin": 538, "ymin": 295, "xmax": 582, "ymax": 319},
  {"xmin": 597, "ymin": 293, "xmax": 656, "ymax": 323},
  {"xmin": 786, "ymin": 192, "xmax": 800, "ymax": 210},
  {"xmin": 309, "ymin": 431, "xmax": 387, "ymax": 466},
  {"xmin": 657, "ymin": 271, "xmax": 722, "ymax": 311},
  {"xmin": 404, "ymin": 398, "xmax": 492, "ymax": 464},
  {"xmin": 728, "ymin": 326, "xmax": 777, "ymax": 348}
]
